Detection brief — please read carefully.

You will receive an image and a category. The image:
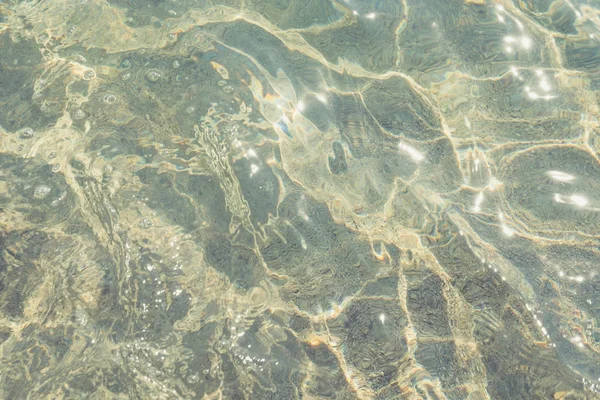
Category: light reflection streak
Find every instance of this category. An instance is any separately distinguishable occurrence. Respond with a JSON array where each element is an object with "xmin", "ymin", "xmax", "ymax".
[
  {"xmin": 547, "ymin": 170, "xmax": 575, "ymax": 182},
  {"xmin": 498, "ymin": 212, "xmax": 515, "ymax": 237},
  {"xmin": 554, "ymin": 193, "xmax": 589, "ymax": 207},
  {"xmin": 399, "ymin": 142, "xmax": 424, "ymax": 162},
  {"xmin": 472, "ymin": 191, "xmax": 484, "ymax": 212}
]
